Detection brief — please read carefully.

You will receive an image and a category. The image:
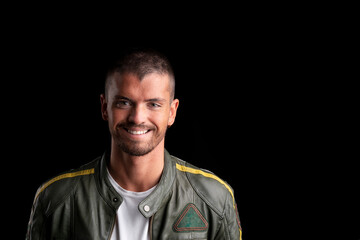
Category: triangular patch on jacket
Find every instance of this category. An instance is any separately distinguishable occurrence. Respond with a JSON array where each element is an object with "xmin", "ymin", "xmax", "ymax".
[{"xmin": 173, "ymin": 203, "xmax": 208, "ymax": 232}]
